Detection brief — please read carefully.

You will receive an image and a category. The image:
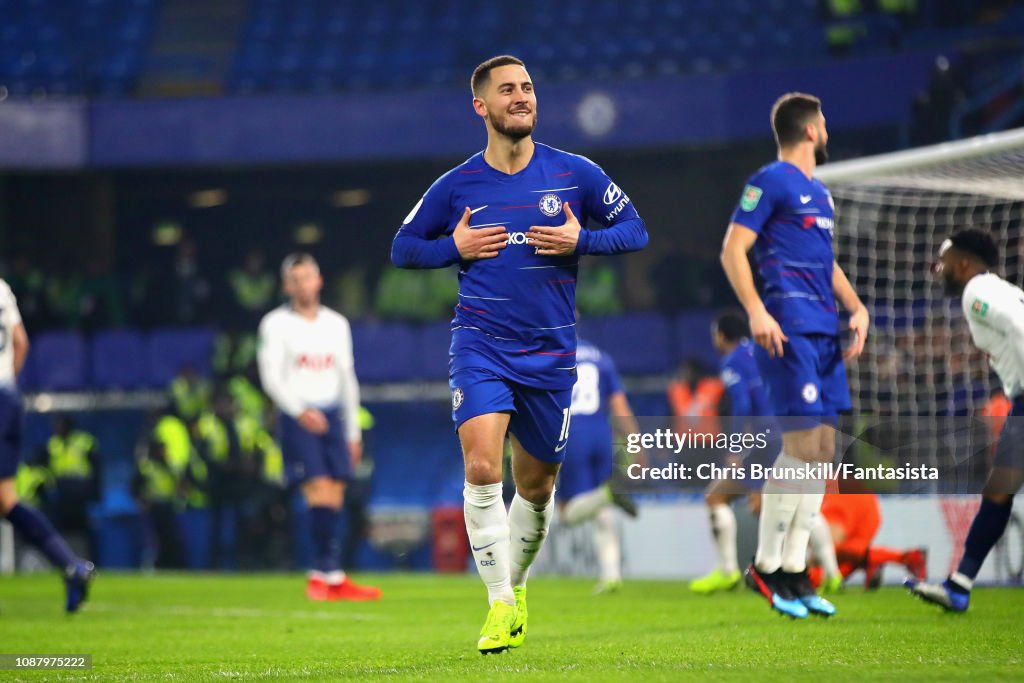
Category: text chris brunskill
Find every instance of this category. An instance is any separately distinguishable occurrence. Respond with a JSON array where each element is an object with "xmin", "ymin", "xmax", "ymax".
[{"xmin": 625, "ymin": 460, "xmax": 940, "ymax": 482}]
